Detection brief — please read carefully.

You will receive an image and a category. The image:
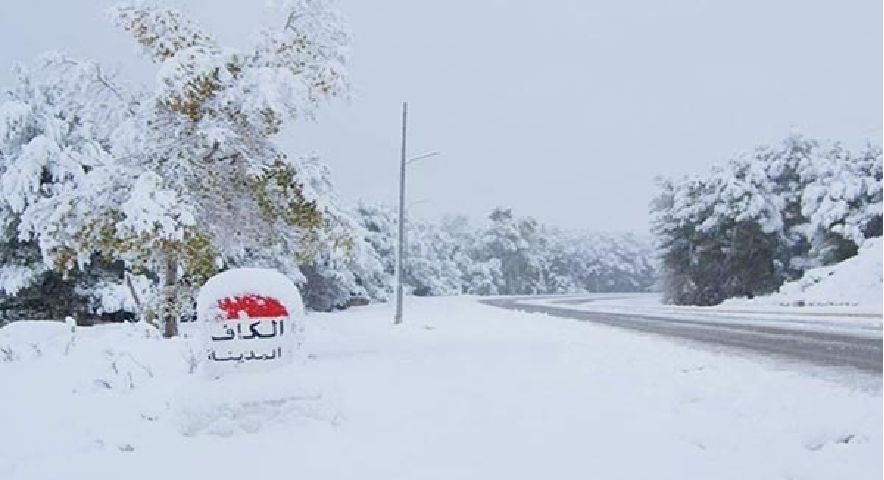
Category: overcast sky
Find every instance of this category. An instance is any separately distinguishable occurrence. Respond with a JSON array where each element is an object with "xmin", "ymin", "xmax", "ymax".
[{"xmin": 1, "ymin": 0, "xmax": 881, "ymax": 233}]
